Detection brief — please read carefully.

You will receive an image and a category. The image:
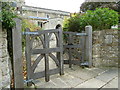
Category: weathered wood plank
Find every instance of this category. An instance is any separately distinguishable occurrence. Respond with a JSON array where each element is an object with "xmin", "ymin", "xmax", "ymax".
[
  {"xmin": 44, "ymin": 54, "xmax": 49, "ymax": 82},
  {"xmin": 25, "ymin": 28, "xmax": 33, "ymax": 80},
  {"xmin": 32, "ymin": 48, "xmax": 62, "ymax": 54},
  {"xmin": 68, "ymin": 48, "xmax": 72, "ymax": 68},
  {"xmin": 58, "ymin": 28, "xmax": 64, "ymax": 75},
  {"xmin": 12, "ymin": 18, "xmax": 24, "ymax": 88},
  {"xmin": 44, "ymin": 33, "xmax": 50, "ymax": 82},
  {"xmin": 63, "ymin": 45, "xmax": 82, "ymax": 49},
  {"xmin": 81, "ymin": 31, "xmax": 86, "ymax": 63},
  {"xmin": 68, "ymin": 34, "xmax": 73, "ymax": 68}
]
